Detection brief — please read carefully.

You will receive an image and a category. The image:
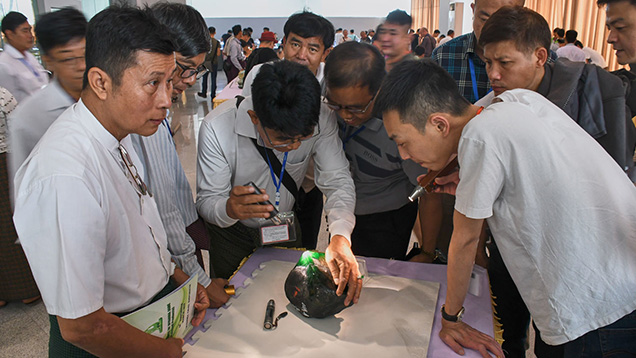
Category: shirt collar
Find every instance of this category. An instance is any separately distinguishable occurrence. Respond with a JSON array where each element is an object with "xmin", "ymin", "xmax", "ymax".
[
  {"xmin": 464, "ymin": 32, "xmax": 478, "ymax": 57},
  {"xmin": 3, "ymin": 43, "xmax": 25, "ymax": 59},
  {"xmin": 234, "ymin": 96, "xmax": 258, "ymax": 139},
  {"xmin": 75, "ymin": 99, "xmax": 125, "ymax": 156},
  {"xmin": 47, "ymin": 79, "xmax": 77, "ymax": 111}
]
